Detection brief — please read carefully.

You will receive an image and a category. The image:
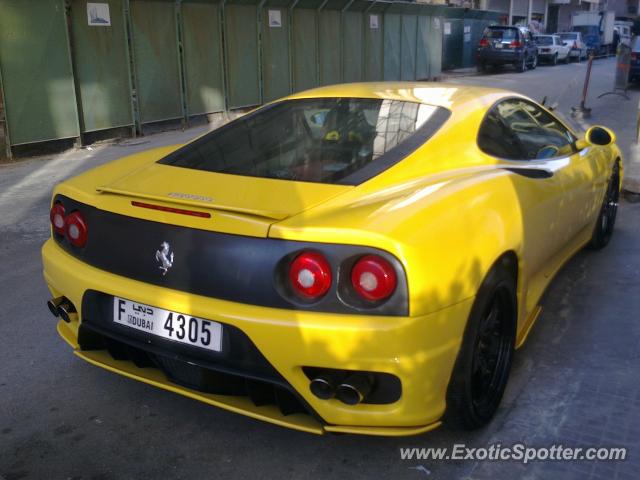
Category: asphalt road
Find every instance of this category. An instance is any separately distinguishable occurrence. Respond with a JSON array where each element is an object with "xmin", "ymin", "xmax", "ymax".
[{"xmin": 1, "ymin": 59, "xmax": 639, "ymax": 480}]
